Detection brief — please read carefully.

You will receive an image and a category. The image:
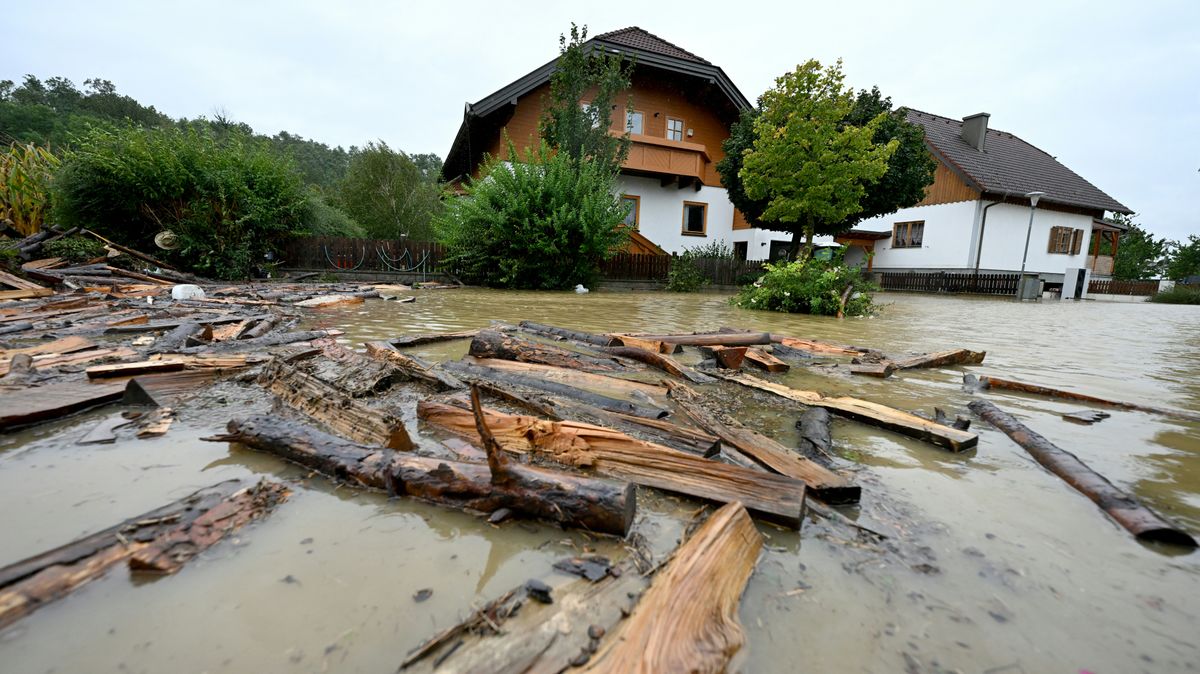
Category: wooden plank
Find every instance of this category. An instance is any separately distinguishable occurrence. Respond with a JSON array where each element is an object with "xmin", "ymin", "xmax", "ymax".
[
  {"xmin": 417, "ymin": 400, "xmax": 807, "ymax": 527},
  {"xmin": 716, "ymin": 371, "xmax": 978, "ymax": 452},
  {"xmin": 599, "ymin": 345, "xmax": 714, "ymax": 383},
  {"xmin": 0, "ymin": 269, "xmax": 44, "ymax": 291},
  {"xmin": 890, "ymin": 349, "xmax": 986, "ymax": 370},
  {"xmin": 0, "ymin": 336, "xmax": 96, "ymax": 361},
  {"xmin": 86, "ymin": 360, "xmax": 186, "ymax": 379},
  {"xmin": 969, "ymin": 401, "xmax": 1195, "ymax": 547},
  {"xmin": 0, "ymin": 379, "xmax": 149, "ymax": 431},
  {"xmin": 0, "ymin": 288, "xmax": 54, "ymax": 300},
  {"xmin": 666, "ymin": 381, "xmax": 859, "ymax": 504},
  {"xmin": 259, "ymin": 357, "xmax": 413, "ymax": 450},
  {"xmin": 700, "ymin": 345, "xmax": 747, "ymax": 370},
  {"xmin": 0, "ymin": 480, "xmax": 290, "ymax": 629},
  {"xmin": 460, "ymin": 356, "xmax": 670, "ymax": 402},
  {"xmin": 849, "ymin": 362, "xmax": 897, "ymax": 378},
  {"xmin": 974, "ymin": 375, "xmax": 1200, "ymax": 422},
  {"xmin": 389, "ymin": 329, "xmax": 479, "ymax": 348},
  {"xmin": 634, "ymin": 332, "xmax": 771, "ymax": 347},
  {"xmin": 584, "ymin": 502, "xmax": 761, "ymax": 673},
  {"xmin": 0, "ymin": 347, "xmax": 138, "ymax": 376},
  {"xmin": 744, "ymin": 347, "xmax": 789, "ymax": 372},
  {"xmin": 772, "ymin": 335, "xmax": 868, "ymax": 357},
  {"xmin": 610, "ymin": 334, "xmax": 682, "ymax": 354}
]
